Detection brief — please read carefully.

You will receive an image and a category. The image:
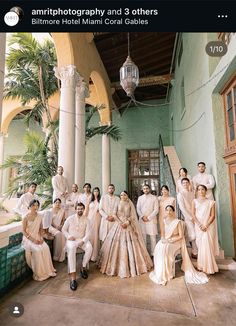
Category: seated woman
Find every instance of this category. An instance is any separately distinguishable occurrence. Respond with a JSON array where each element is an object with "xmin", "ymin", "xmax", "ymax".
[
  {"xmin": 48, "ymin": 198, "xmax": 66, "ymax": 262},
  {"xmin": 149, "ymin": 205, "xmax": 208, "ymax": 286},
  {"xmin": 22, "ymin": 199, "xmax": 57, "ymax": 281},
  {"xmin": 98, "ymin": 191, "xmax": 153, "ymax": 278},
  {"xmin": 192, "ymin": 184, "xmax": 219, "ymax": 274},
  {"xmin": 86, "ymin": 187, "xmax": 102, "ymax": 262}
]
